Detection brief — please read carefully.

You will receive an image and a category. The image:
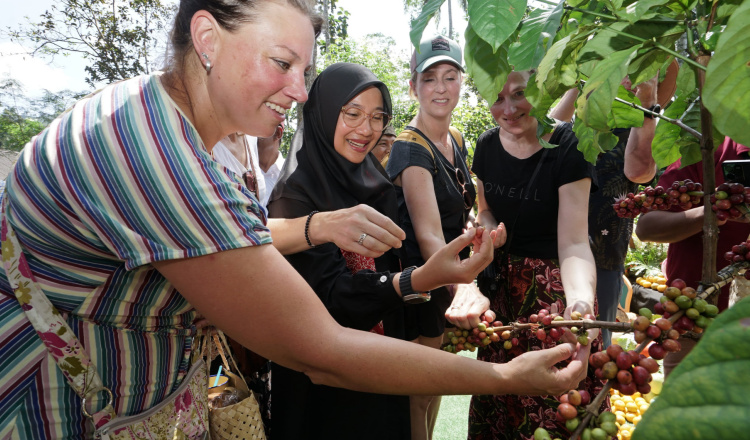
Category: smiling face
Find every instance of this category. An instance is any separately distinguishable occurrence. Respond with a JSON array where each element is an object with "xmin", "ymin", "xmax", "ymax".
[
  {"xmin": 333, "ymin": 87, "xmax": 385, "ymax": 164},
  {"xmin": 207, "ymin": 2, "xmax": 315, "ymax": 138},
  {"xmin": 411, "ymin": 62, "xmax": 462, "ymax": 119},
  {"xmin": 490, "ymin": 71, "xmax": 535, "ymax": 137}
]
